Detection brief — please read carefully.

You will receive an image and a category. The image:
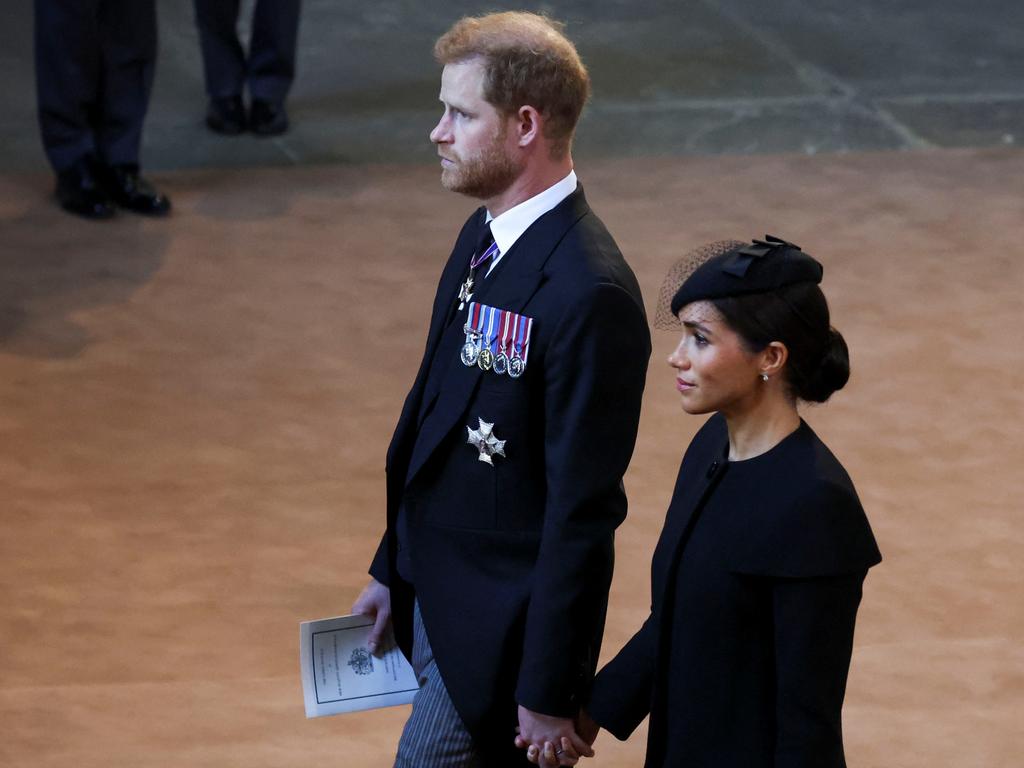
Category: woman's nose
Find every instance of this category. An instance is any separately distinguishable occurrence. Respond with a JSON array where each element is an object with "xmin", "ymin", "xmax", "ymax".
[{"xmin": 668, "ymin": 341, "xmax": 688, "ymax": 369}]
